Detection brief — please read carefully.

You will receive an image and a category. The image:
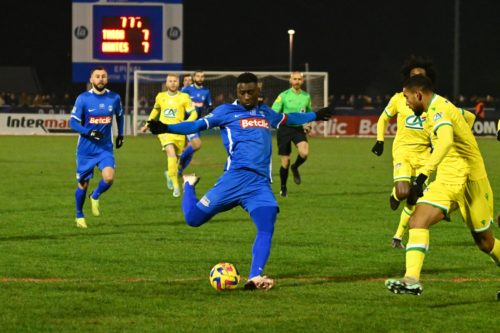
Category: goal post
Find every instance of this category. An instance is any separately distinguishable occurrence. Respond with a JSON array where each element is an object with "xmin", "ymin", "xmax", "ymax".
[{"xmin": 132, "ymin": 70, "xmax": 329, "ymax": 136}]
